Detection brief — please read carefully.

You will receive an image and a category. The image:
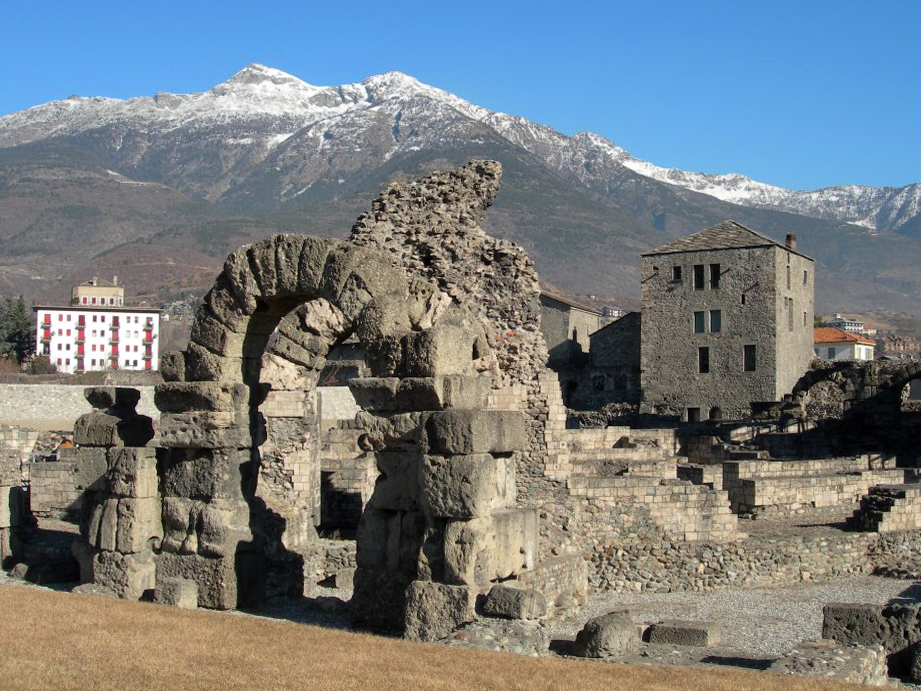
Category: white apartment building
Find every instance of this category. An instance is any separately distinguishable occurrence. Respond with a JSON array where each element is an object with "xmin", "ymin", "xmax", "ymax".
[
  {"xmin": 34, "ymin": 289, "xmax": 161, "ymax": 375},
  {"xmin": 827, "ymin": 313, "xmax": 866, "ymax": 334}
]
